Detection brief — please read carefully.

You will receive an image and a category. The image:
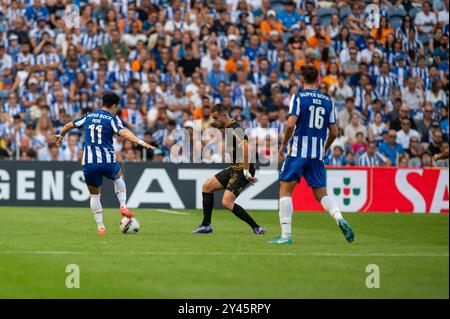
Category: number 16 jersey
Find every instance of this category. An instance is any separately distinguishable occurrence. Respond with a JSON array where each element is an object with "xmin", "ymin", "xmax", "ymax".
[
  {"xmin": 287, "ymin": 89, "xmax": 336, "ymax": 160},
  {"xmin": 72, "ymin": 109, "xmax": 125, "ymax": 165}
]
